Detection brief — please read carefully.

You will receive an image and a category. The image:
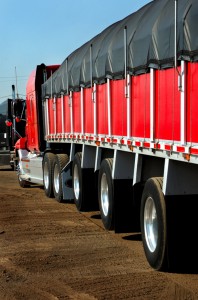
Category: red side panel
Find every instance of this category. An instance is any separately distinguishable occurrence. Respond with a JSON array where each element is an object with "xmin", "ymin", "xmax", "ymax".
[
  {"xmin": 64, "ymin": 95, "xmax": 71, "ymax": 133},
  {"xmin": 111, "ymin": 79, "xmax": 127, "ymax": 137},
  {"xmin": 186, "ymin": 62, "xmax": 198, "ymax": 143},
  {"xmin": 26, "ymin": 92, "xmax": 39, "ymax": 151},
  {"xmin": 26, "ymin": 69, "xmax": 40, "ymax": 151},
  {"xmin": 84, "ymin": 88, "xmax": 93, "ymax": 134},
  {"xmin": 26, "ymin": 65, "xmax": 60, "ymax": 151},
  {"xmin": 97, "ymin": 83, "xmax": 108, "ymax": 135},
  {"xmin": 131, "ymin": 74, "xmax": 150, "ymax": 138},
  {"xmin": 56, "ymin": 97, "xmax": 62, "ymax": 134},
  {"xmin": 48, "ymin": 98, "xmax": 55, "ymax": 135},
  {"xmin": 43, "ymin": 63, "xmax": 198, "ymax": 147},
  {"xmin": 155, "ymin": 68, "xmax": 180, "ymax": 141},
  {"xmin": 73, "ymin": 92, "xmax": 81, "ymax": 134}
]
